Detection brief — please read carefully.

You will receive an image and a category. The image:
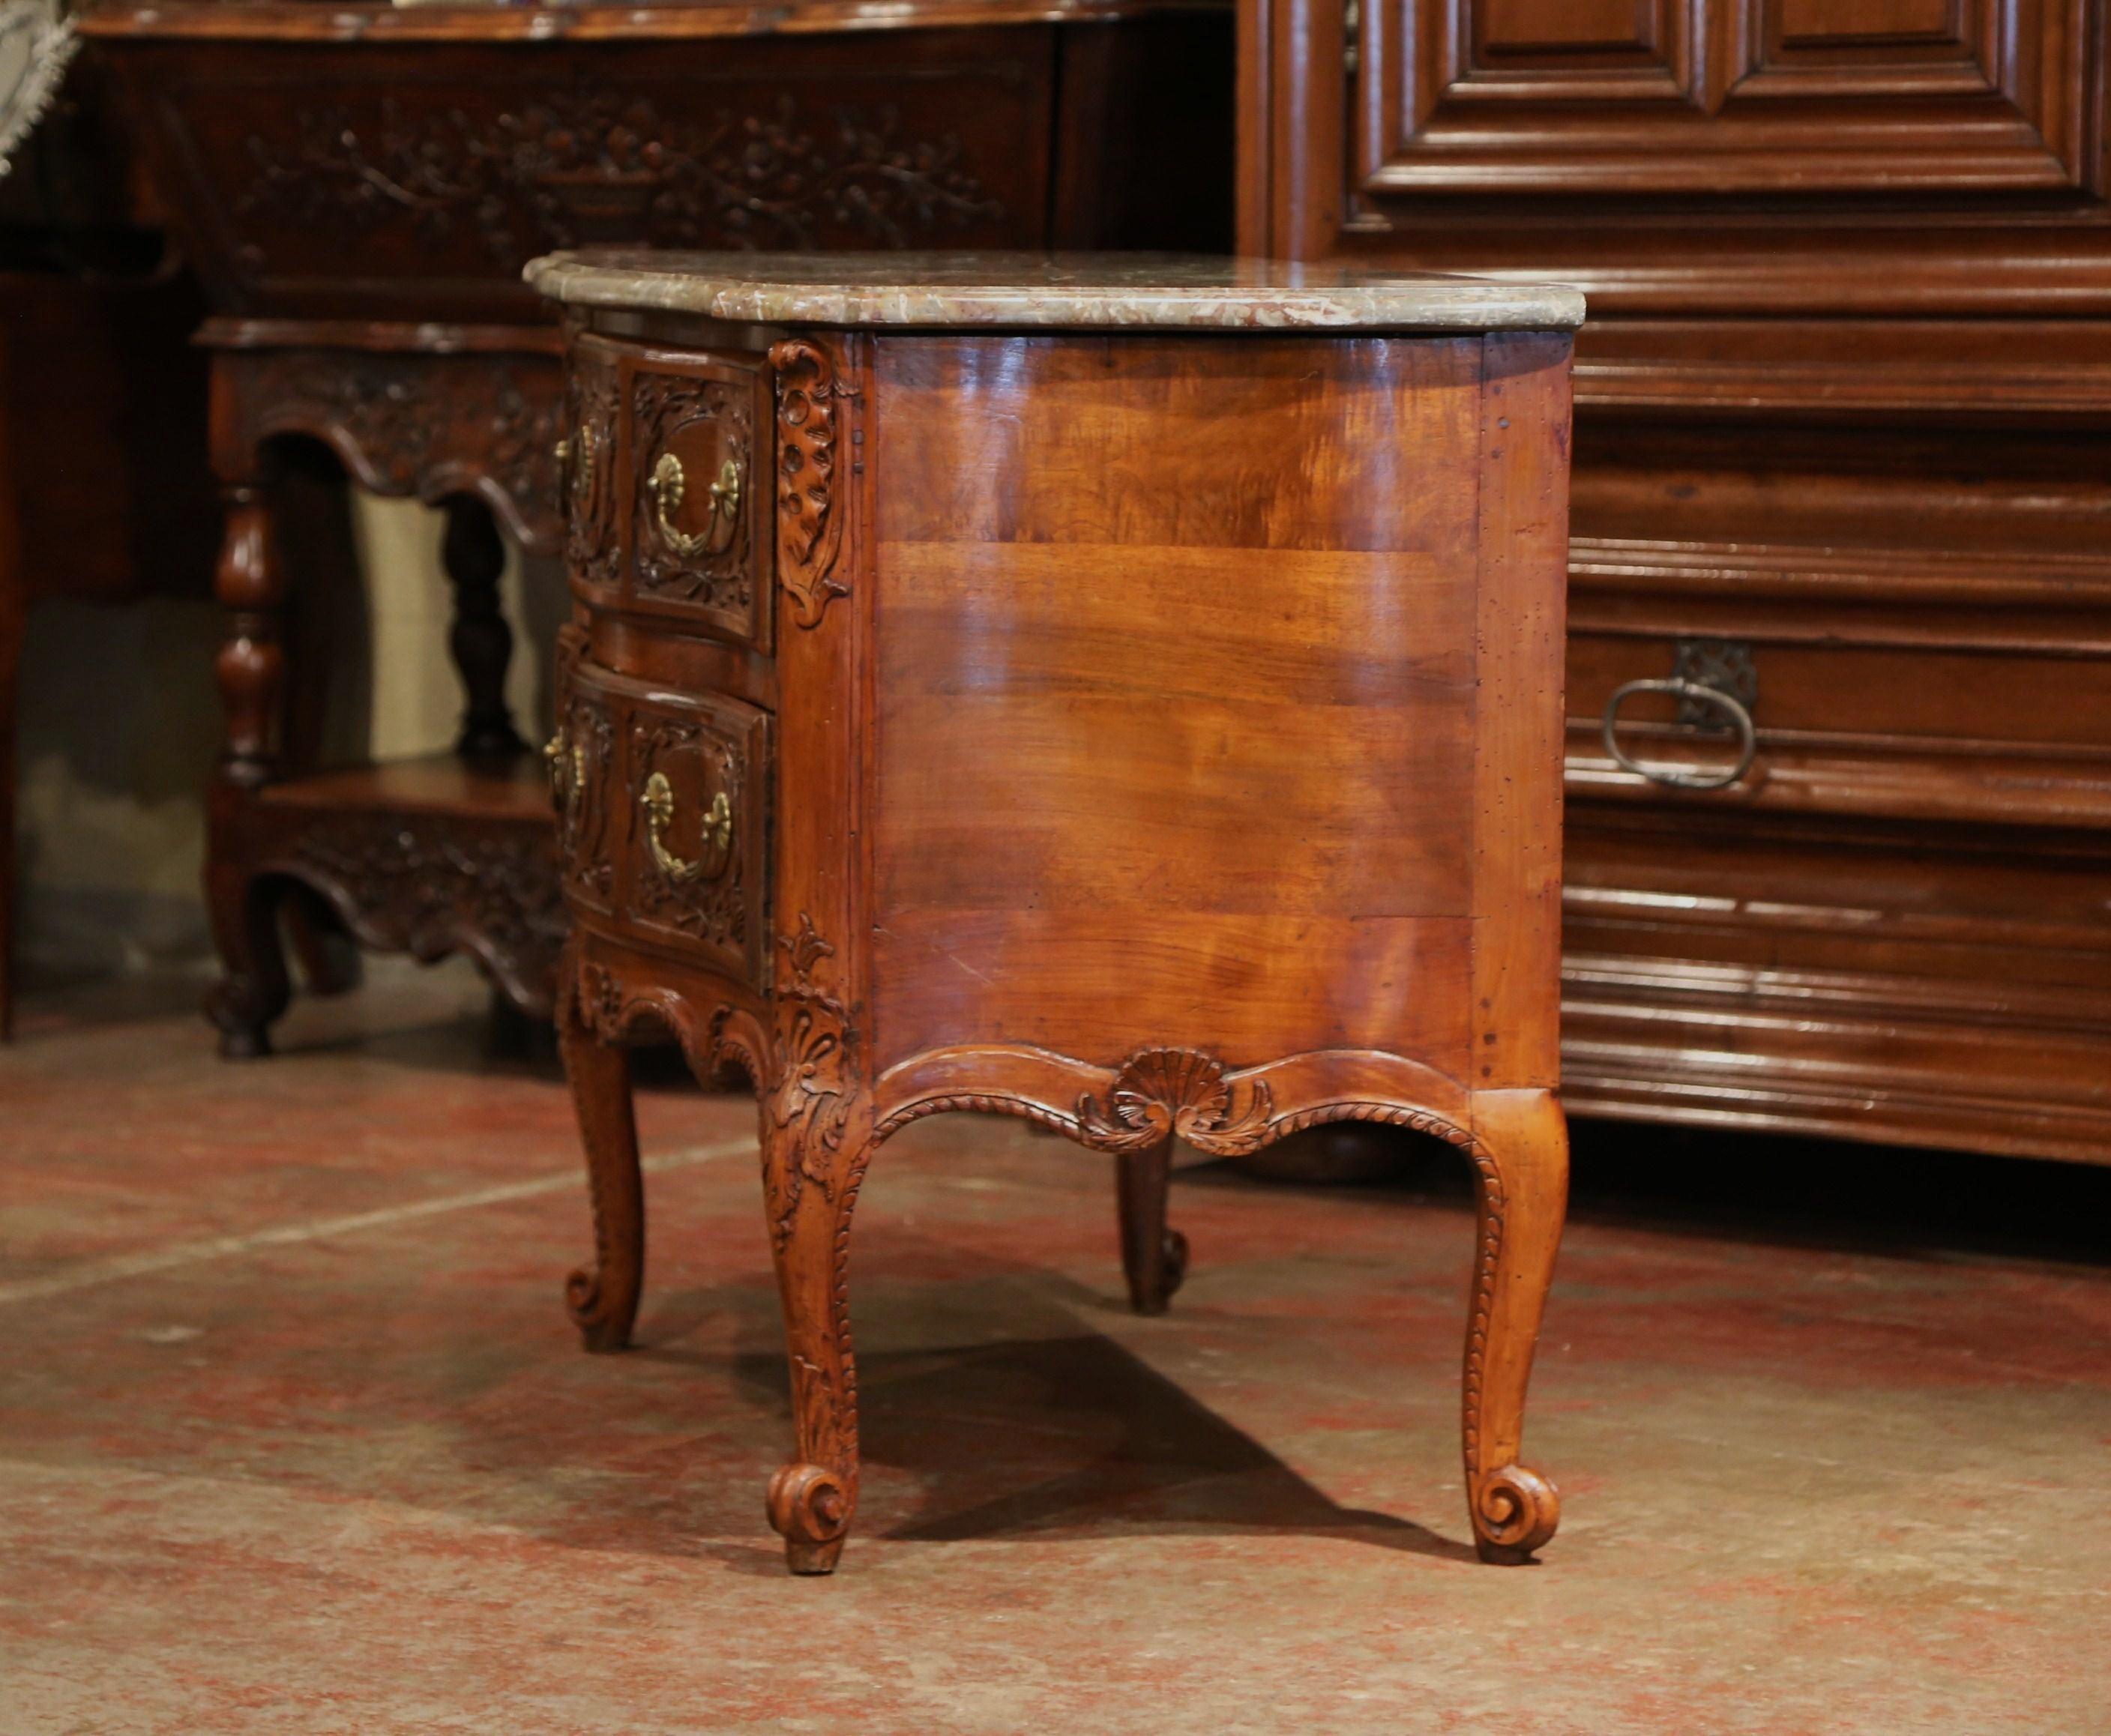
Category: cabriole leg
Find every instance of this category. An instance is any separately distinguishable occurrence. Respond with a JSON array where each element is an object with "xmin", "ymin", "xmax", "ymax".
[
  {"xmin": 1461, "ymin": 1088, "xmax": 1568, "ymax": 1564},
  {"xmin": 557, "ymin": 965, "xmax": 644, "ymax": 1353},
  {"xmin": 760, "ymin": 1108, "xmax": 870, "ymax": 1575},
  {"xmin": 1115, "ymin": 1136, "xmax": 1188, "ymax": 1315}
]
